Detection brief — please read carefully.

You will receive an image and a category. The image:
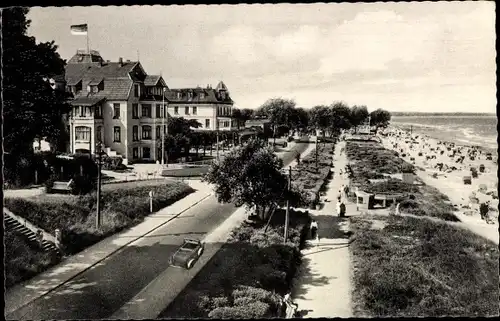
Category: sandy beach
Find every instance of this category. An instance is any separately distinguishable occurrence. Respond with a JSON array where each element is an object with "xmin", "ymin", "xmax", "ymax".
[{"xmin": 379, "ymin": 126, "xmax": 498, "ymax": 243}]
